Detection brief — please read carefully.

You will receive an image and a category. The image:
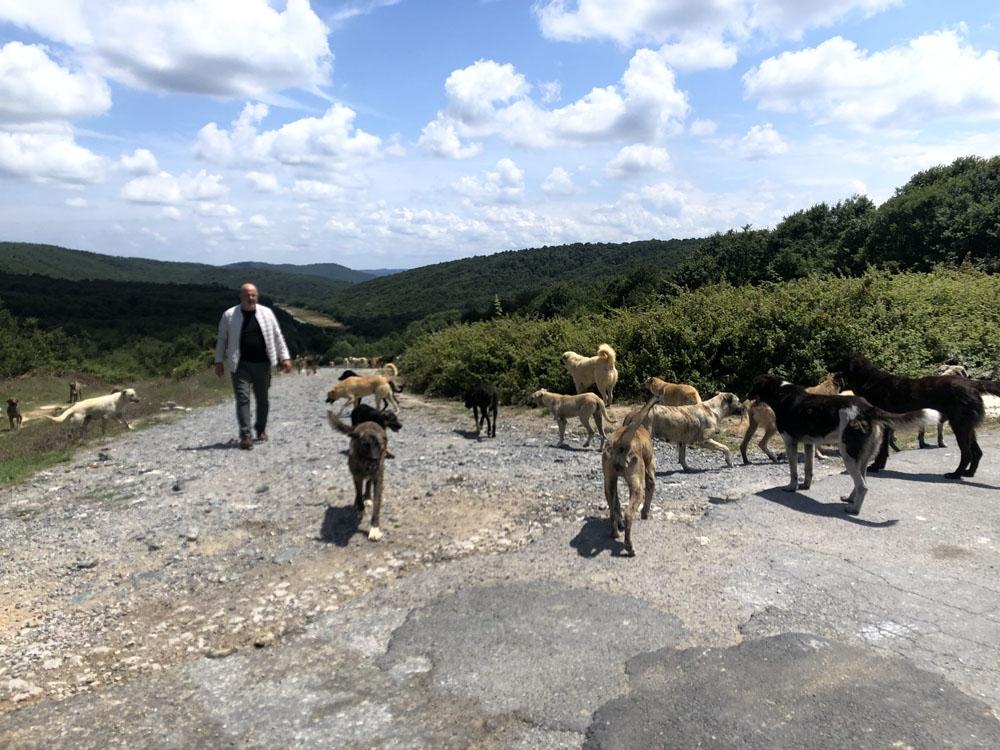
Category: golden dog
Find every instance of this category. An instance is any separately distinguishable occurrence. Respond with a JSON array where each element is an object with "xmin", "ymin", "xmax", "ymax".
[
  {"xmin": 602, "ymin": 397, "xmax": 659, "ymax": 557},
  {"xmin": 326, "ymin": 375, "xmax": 399, "ymax": 413},
  {"xmin": 644, "ymin": 376, "xmax": 701, "ymax": 406},
  {"xmin": 644, "ymin": 392, "xmax": 743, "ymax": 471},
  {"xmin": 561, "ymin": 343, "xmax": 618, "ymax": 406},
  {"xmin": 530, "ymin": 388, "xmax": 616, "ymax": 448}
]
